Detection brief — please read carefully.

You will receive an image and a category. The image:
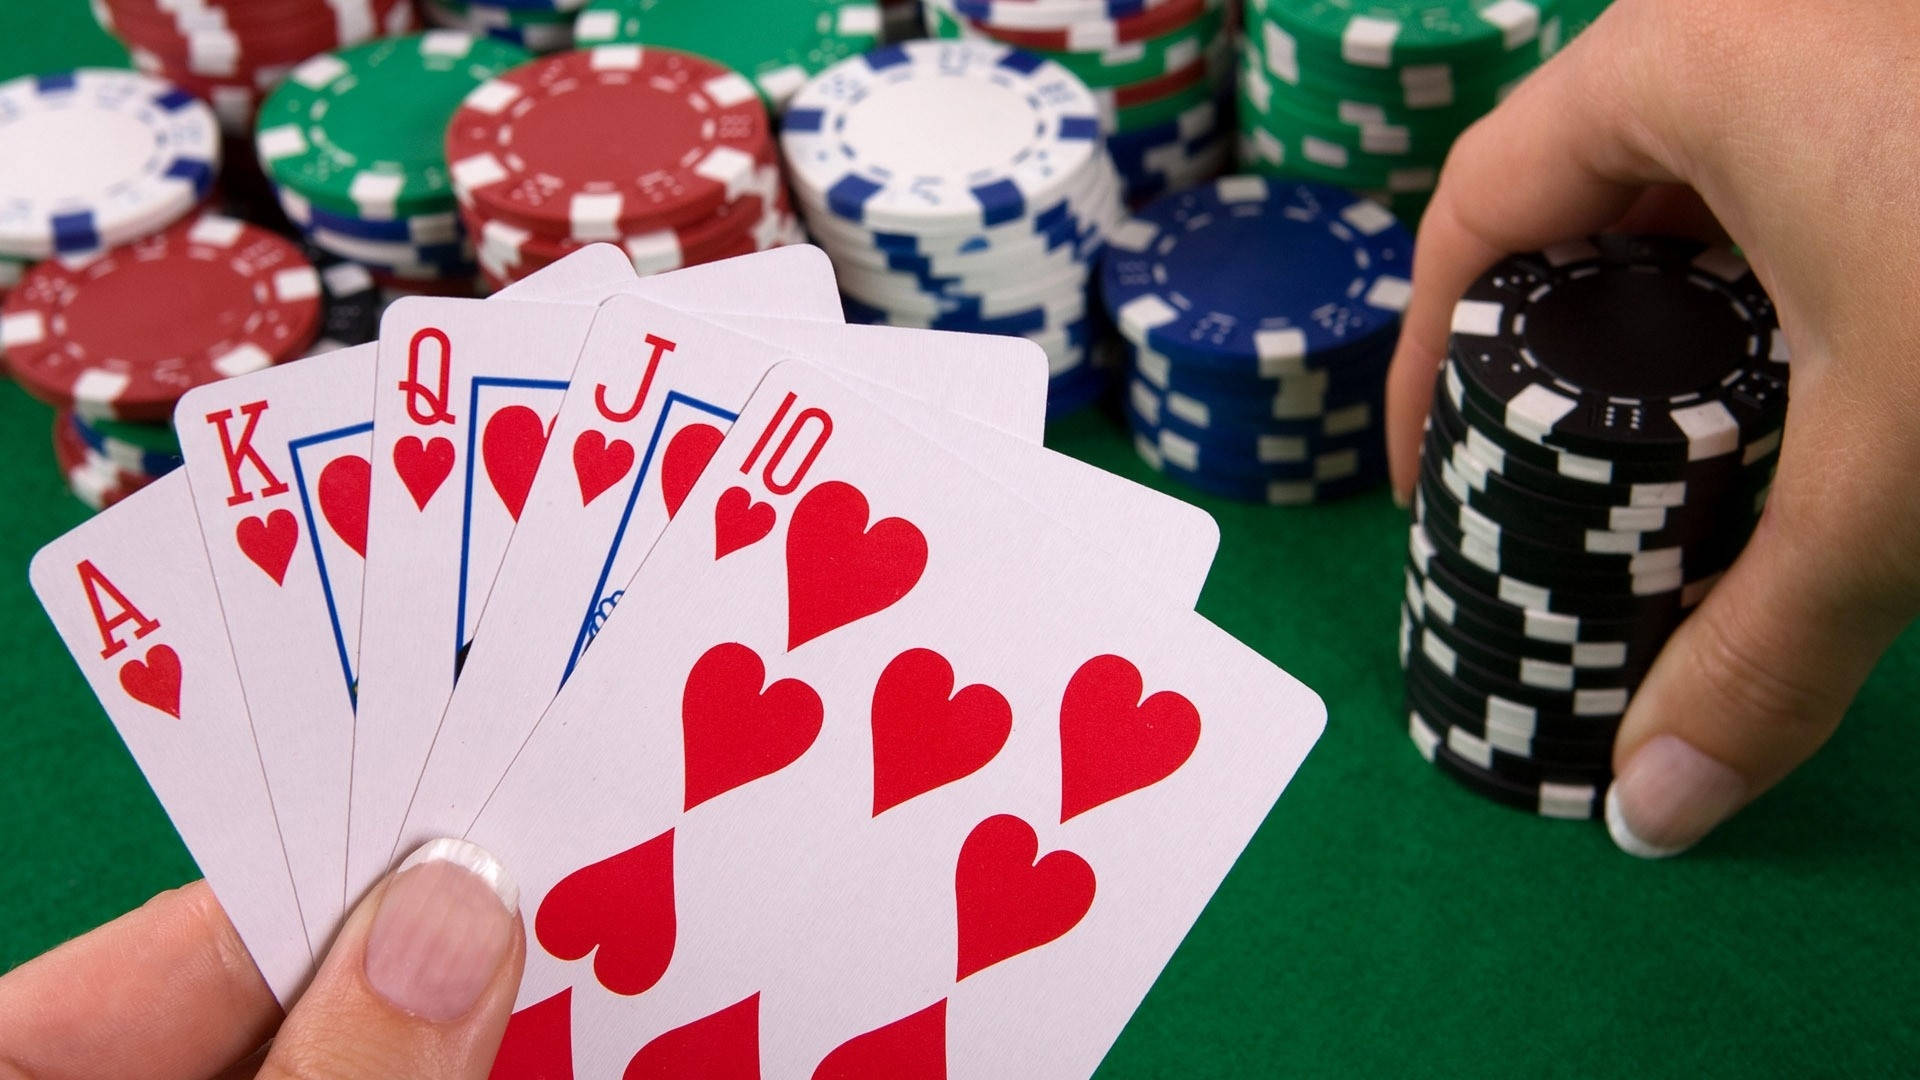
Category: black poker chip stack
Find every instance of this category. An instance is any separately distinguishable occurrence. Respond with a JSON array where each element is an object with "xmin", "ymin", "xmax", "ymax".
[{"xmin": 1400, "ymin": 235, "xmax": 1788, "ymax": 819}]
